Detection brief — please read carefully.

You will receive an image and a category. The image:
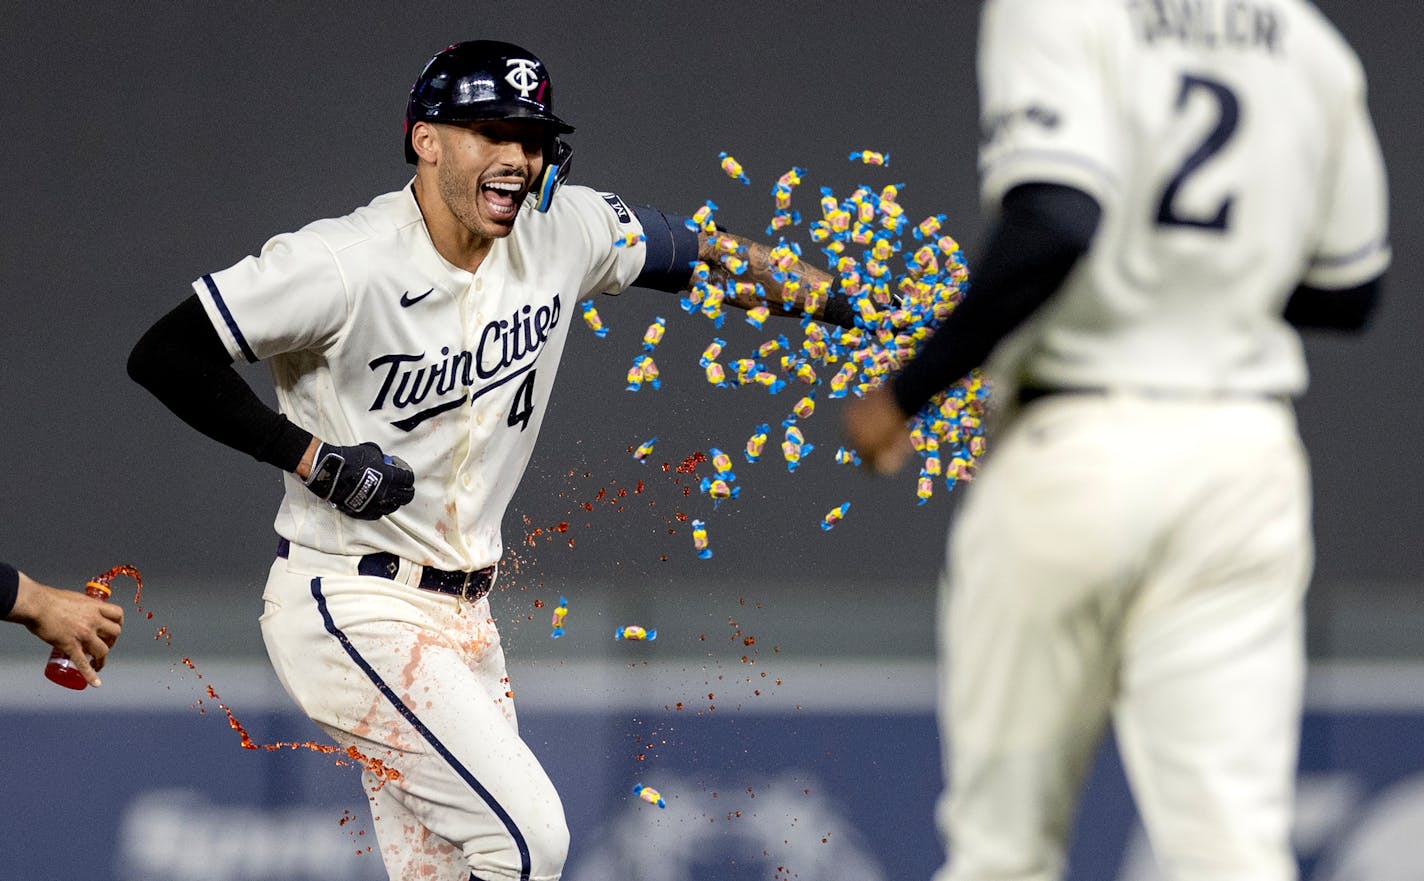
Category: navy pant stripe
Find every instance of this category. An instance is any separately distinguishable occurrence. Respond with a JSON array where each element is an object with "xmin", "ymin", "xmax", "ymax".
[{"xmin": 309, "ymin": 577, "xmax": 532, "ymax": 881}]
